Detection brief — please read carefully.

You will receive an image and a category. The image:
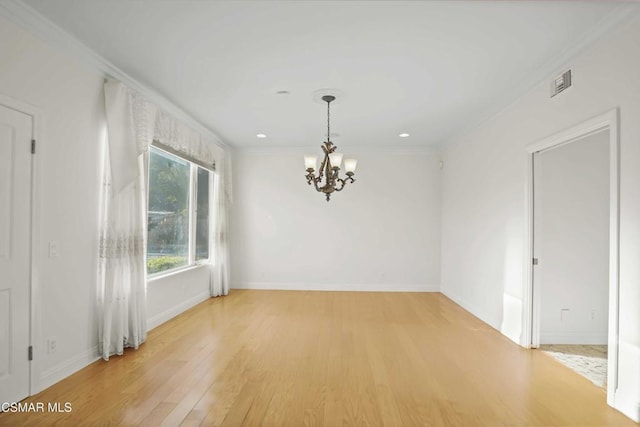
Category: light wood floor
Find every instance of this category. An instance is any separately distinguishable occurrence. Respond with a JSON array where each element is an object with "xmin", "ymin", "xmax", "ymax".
[{"xmin": 0, "ymin": 290, "xmax": 634, "ymax": 426}]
